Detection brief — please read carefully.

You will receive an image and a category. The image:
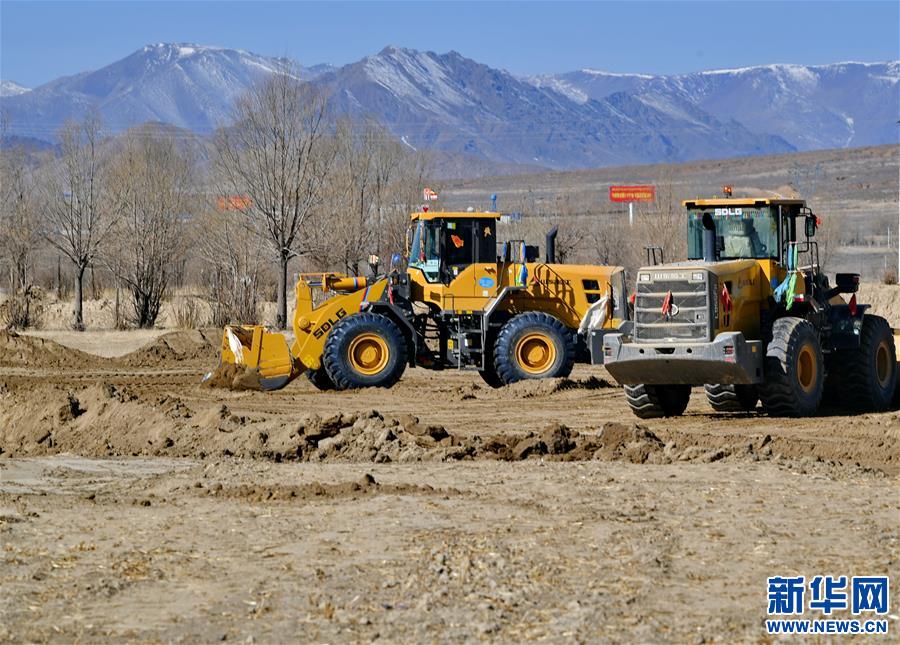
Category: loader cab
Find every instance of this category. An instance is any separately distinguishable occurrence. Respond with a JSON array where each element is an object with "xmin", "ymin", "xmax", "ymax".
[
  {"xmin": 684, "ymin": 199, "xmax": 812, "ymax": 267},
  {"xmin": 408, "ymin": 212, "xmax": 499, "ymax": 285}
]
